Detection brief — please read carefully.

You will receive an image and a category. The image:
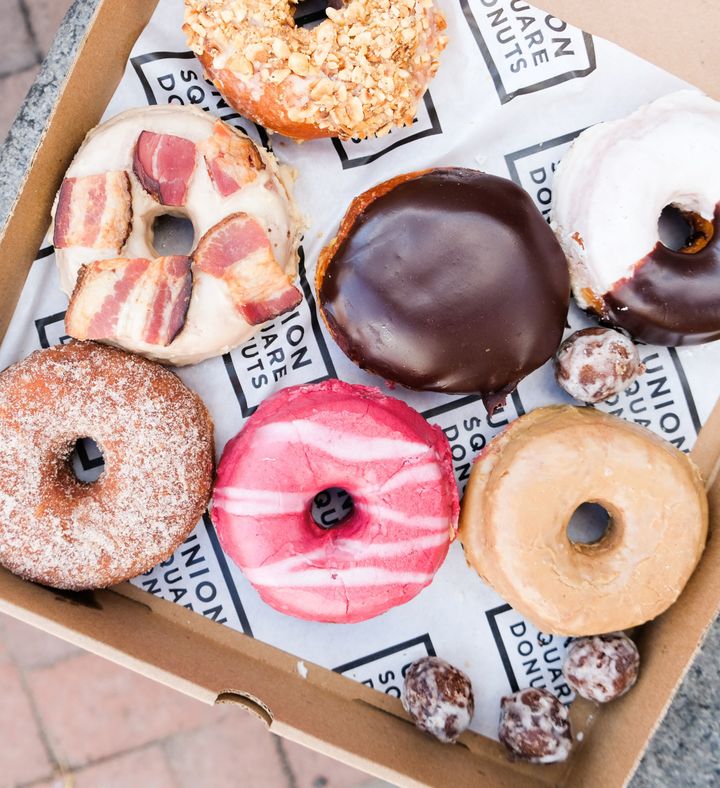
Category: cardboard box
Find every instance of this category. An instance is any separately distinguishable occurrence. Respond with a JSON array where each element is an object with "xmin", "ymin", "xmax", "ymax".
[{"xmin": 1, "ymin": 1, "xmax": 719, "ymax": 784}]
